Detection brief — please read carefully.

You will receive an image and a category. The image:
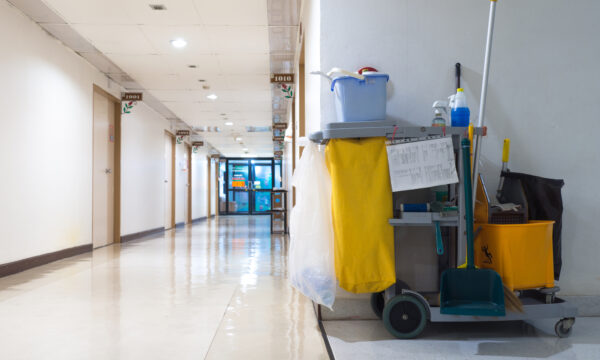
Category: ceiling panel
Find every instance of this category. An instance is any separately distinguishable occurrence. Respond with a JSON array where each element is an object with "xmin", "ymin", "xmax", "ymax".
[
  {"xmin": 207, "ymin": 26, "xmax": 269, "ymax": 53},
  {"xmin": 106, "ymin": 53, "xmax": 220, "ymax": 79},
  {"xmin": 267, "ymin": 0, "xmax": 300, "ymax": 26},
  {"xmin": 124, "ymin": 0, "xmax": 201, "ymax": 26},
  {"xmin": 217, "ymin": 53, "xmax": 269, "ymax": 75},
  {"xmin": 226, "ymin": 75, "xmax": 271, "ymax": 91},
  {"xmin": 71, "ymin": 24, "xmax": 155, "ymax": 54},
  {"xmin": 194, "ymin": 0, "xmax": 268, "ymax": 26},
  {"xmin": 42, "ymin": 0, "xmax": 132, "ymax": 24},
  {"xmin": 140, "ymin": 25, "xmax": 212, "ymax": 55},
  {"xmin": 268, "ymin": 26, "xmax": 296, "ymax": 55}
]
